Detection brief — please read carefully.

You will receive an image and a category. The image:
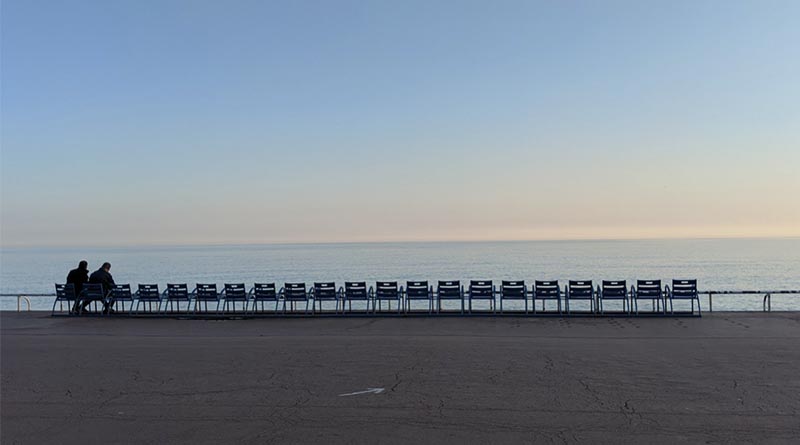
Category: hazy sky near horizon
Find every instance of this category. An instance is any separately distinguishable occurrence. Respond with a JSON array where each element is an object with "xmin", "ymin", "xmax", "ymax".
[{"xmin": 2, "ymin": 0, "xmax": 799, "ymax": 247}]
